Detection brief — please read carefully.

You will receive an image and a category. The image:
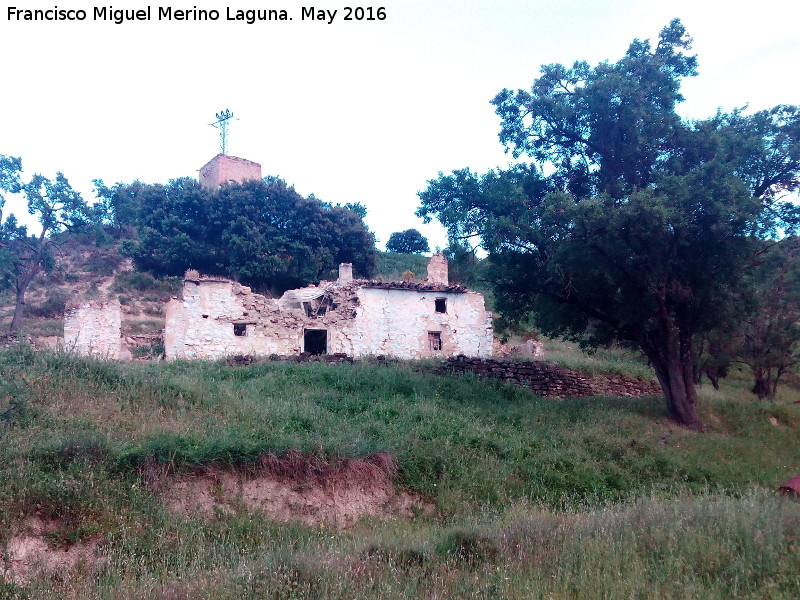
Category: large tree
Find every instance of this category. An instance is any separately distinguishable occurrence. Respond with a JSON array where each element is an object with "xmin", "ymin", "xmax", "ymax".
[
  {"xmin": 123, "ymin": 177, "xmax": 376, "ymax": 294},
  {"xmin": 418, "ymin": 21, "xmax": 800, "ymax": 429},
  {"xmin": 0, "ymin": 157, "xmax": 90, "ymax": 333},
  {"xmin": 738, "ymin": 239, "xmax": 800, "ymax": 399},
  {"xmin": 386, "ymin": 228, "xmax": 430, "ymax": 254}
]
